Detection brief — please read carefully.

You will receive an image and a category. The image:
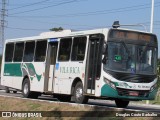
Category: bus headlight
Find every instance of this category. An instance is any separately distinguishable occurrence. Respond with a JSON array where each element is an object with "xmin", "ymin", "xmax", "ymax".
[
  {"xmin": 104, "ymin": 77, "xmax": 116, "ymax": 89},
  {"xmin": 150, "ymin": 83, "xmax": 157, "ymax": 92}
]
